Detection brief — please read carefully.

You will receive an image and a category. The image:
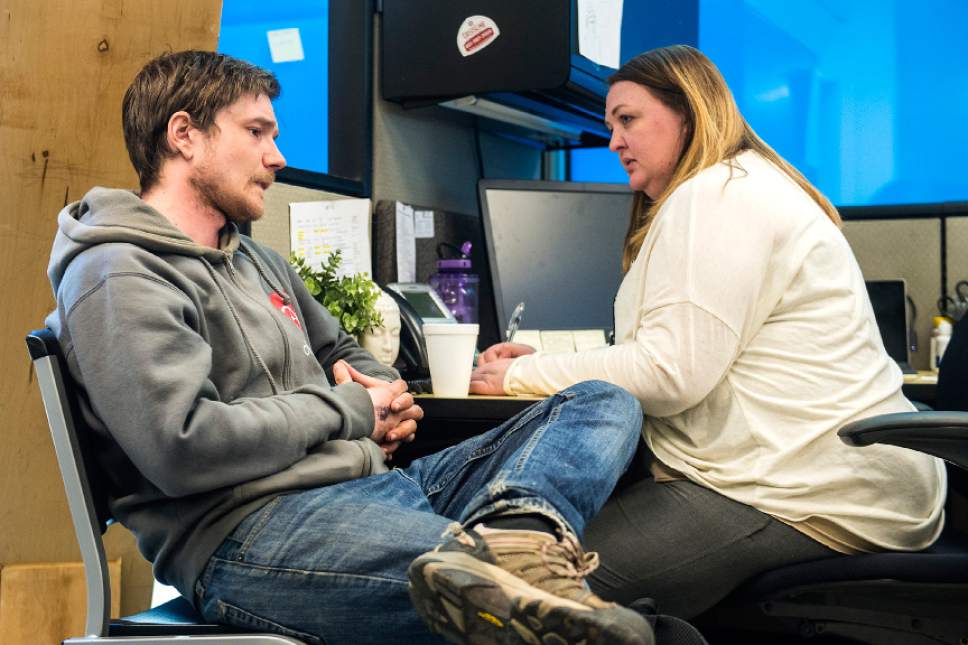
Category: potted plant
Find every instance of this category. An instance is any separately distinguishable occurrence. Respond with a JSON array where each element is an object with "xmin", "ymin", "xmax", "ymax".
[{"xmin": 290, "ymin": 250, "xmax": 383, "ymax": 341}]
